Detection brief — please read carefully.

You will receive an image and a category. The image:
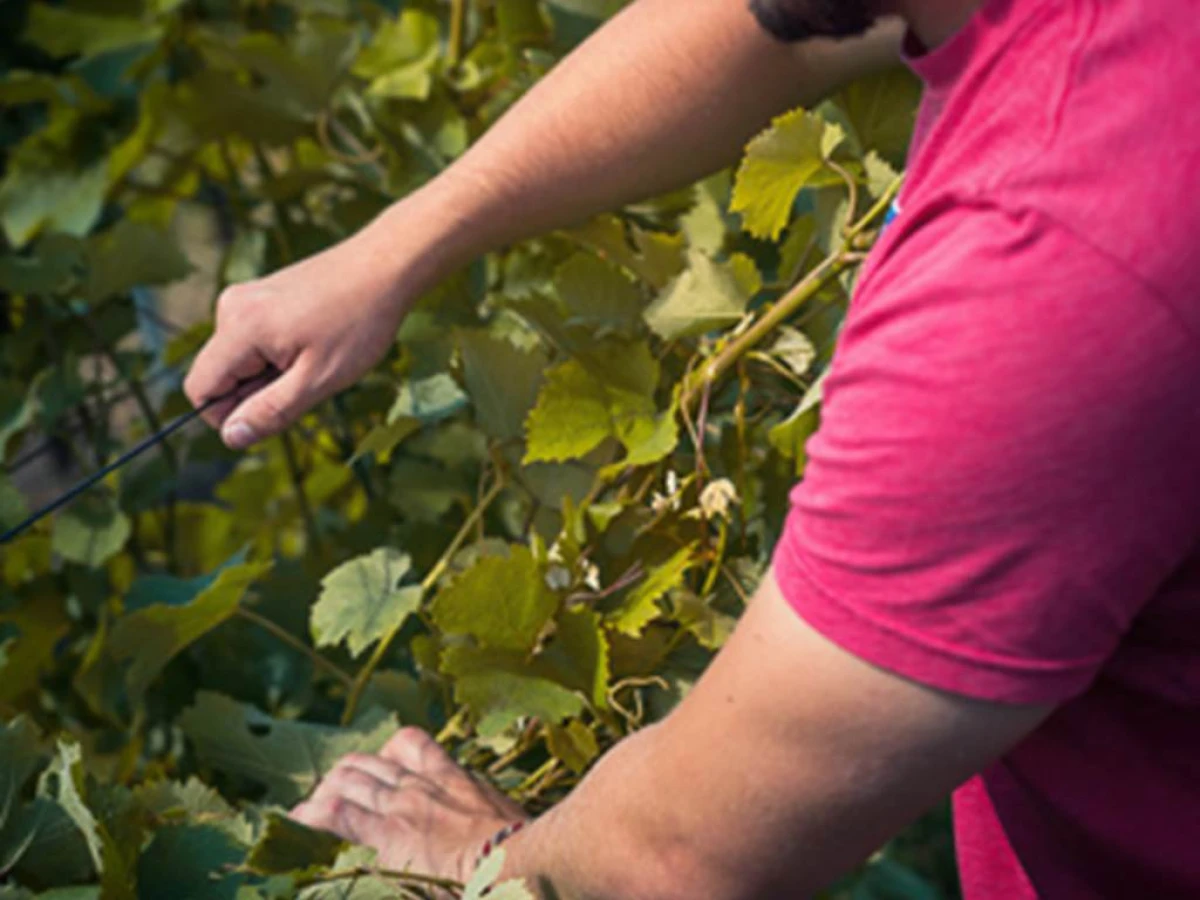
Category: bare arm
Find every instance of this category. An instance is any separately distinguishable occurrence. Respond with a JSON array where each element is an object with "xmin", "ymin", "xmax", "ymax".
[
  {"xmin": 184, "ymin": 1, "xmax": 902, "ymax": 447},
  {"xmin": 500, "ymin": 571, "xmax": 1049, "ymax": 899},
  {"xmin": 397, "ymin": 1, "xmax": 903, "ymax": 273}
]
